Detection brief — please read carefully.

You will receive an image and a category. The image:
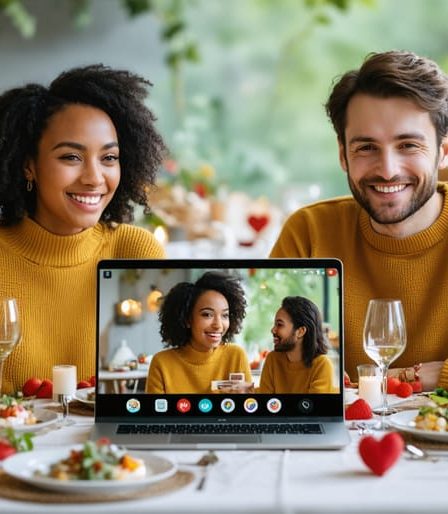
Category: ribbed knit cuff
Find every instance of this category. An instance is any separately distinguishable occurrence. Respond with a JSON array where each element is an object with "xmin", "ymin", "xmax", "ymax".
[{"xmin": 437, "ymin": 359, "xmax": 448, "ymax": 389}]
